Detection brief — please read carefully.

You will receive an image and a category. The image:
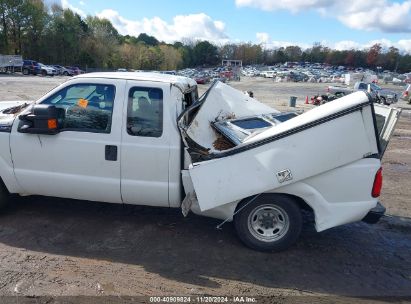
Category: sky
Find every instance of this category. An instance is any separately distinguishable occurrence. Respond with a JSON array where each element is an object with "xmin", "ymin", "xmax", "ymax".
[{"xmin": 56, "ymin": 0, "xmax": 411, "ymax": 53}]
